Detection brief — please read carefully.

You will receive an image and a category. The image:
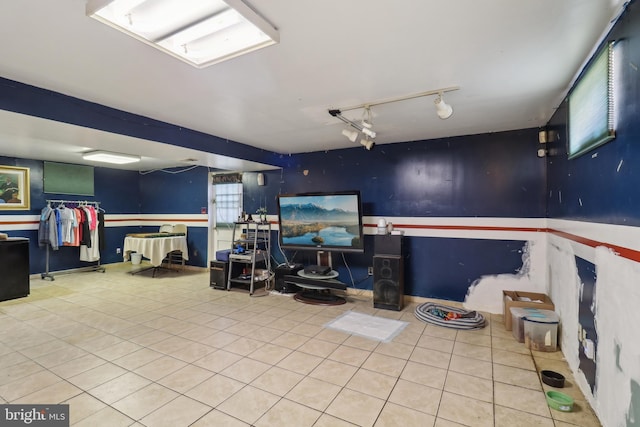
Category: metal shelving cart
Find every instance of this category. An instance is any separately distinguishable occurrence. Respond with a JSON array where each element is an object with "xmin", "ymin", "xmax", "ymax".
[{"xmin": 226, "ymin": 221, "xmax": 272, "ymax": 295}]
